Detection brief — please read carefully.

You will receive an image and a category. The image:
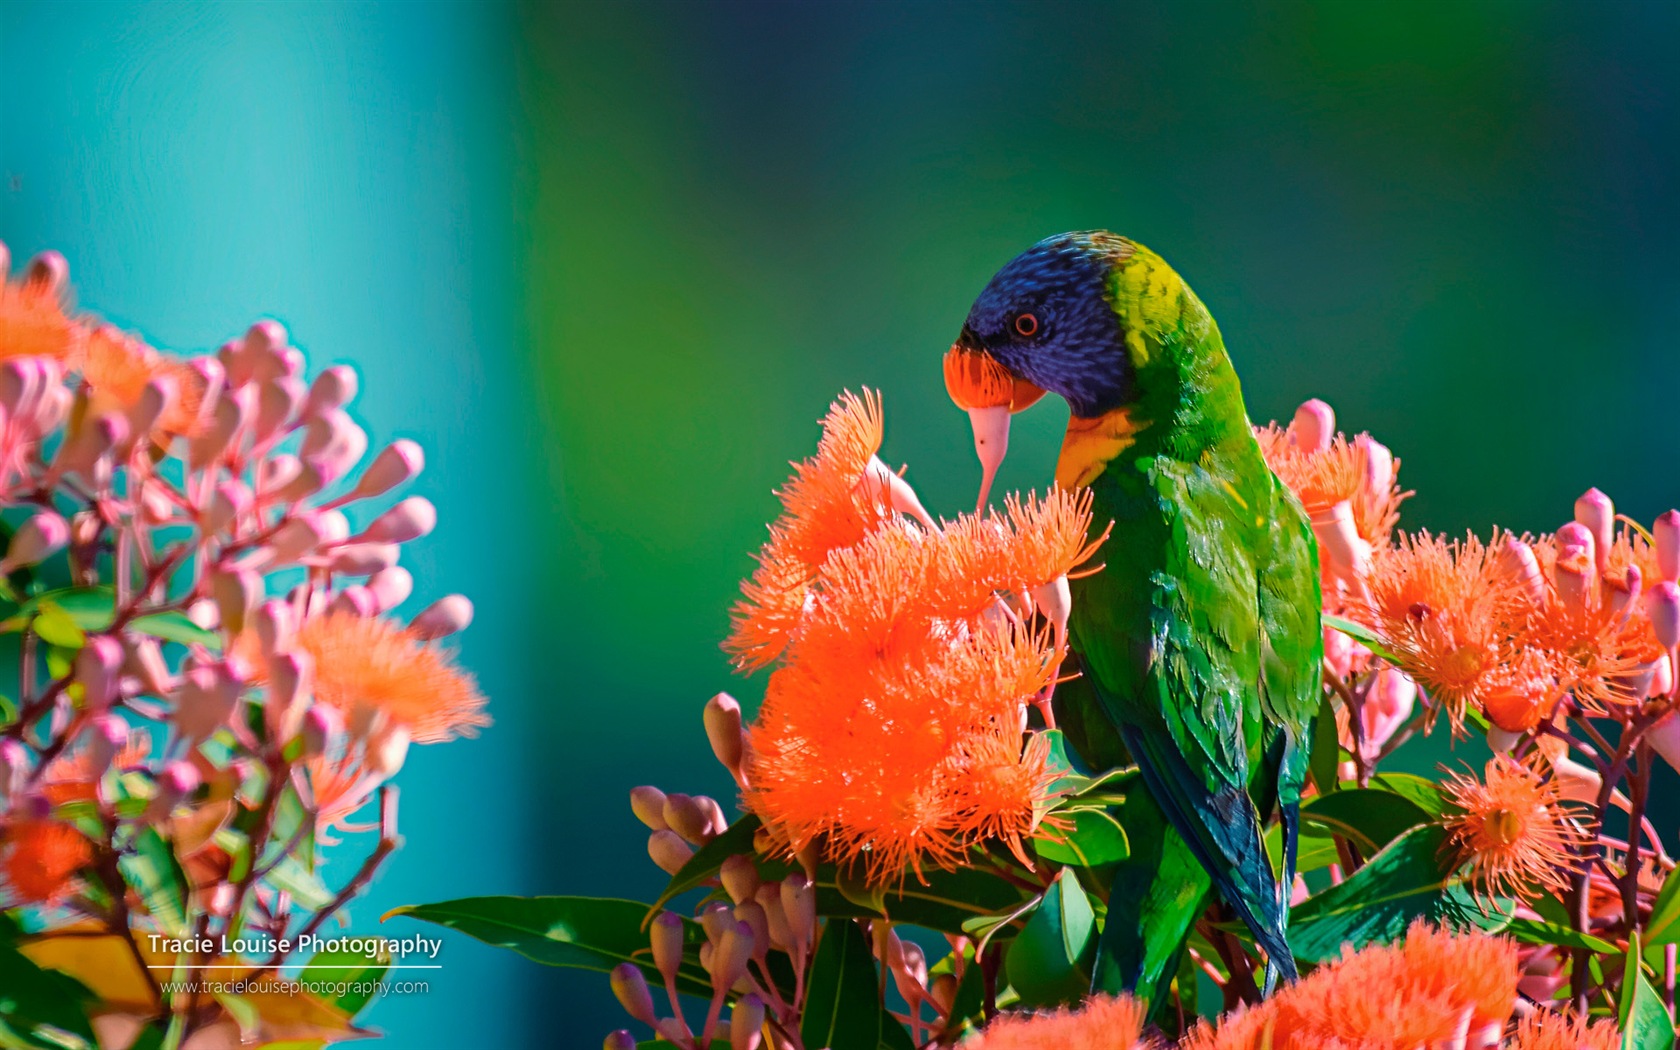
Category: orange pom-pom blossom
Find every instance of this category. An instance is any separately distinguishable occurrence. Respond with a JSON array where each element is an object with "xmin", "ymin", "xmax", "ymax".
[
  {"xmin": 1352, "ymin": 532, "xmax": 1528, "ymax": 731},
  {"xmin": 726, "ymin": 390, "xmax": 889, "ymax": 669},
  {"xmin": 731, "ymin": 391, "xmax": 1106, "ymax": 881},
  {"xmin": 80, "ymin": 324, "xmax": 208, "ymax": 438},
  {"xmin": 1443, "ymin": 754, "xmax": 1581, "ymax": 904},
  {"xmin": 1, "ymin": 819, "xmax": 95, "ymax": 905},
  {"xmin": 1508, "ymin": 1009, "xmax": 1619, "ymax": 1050},
  {"xmin": 294, "ymin": 610, "xmax": 488, "ymax": 744},
  {"xmin": 0, "ymin": 267, "xmax": 81, "ymax": 365},
  {"xmin": 966, "ymin": 993, "xmax": 1146, "ymax": 1050}
]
